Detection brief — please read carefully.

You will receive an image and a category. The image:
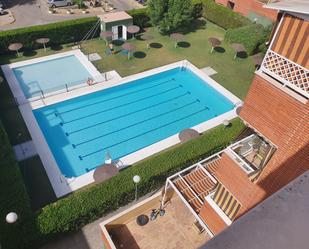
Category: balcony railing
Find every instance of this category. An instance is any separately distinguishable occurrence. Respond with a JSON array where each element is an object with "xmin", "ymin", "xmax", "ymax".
[{"xmin": 261, "ymin": 50, "xmax": 309, "ymax": 98}]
